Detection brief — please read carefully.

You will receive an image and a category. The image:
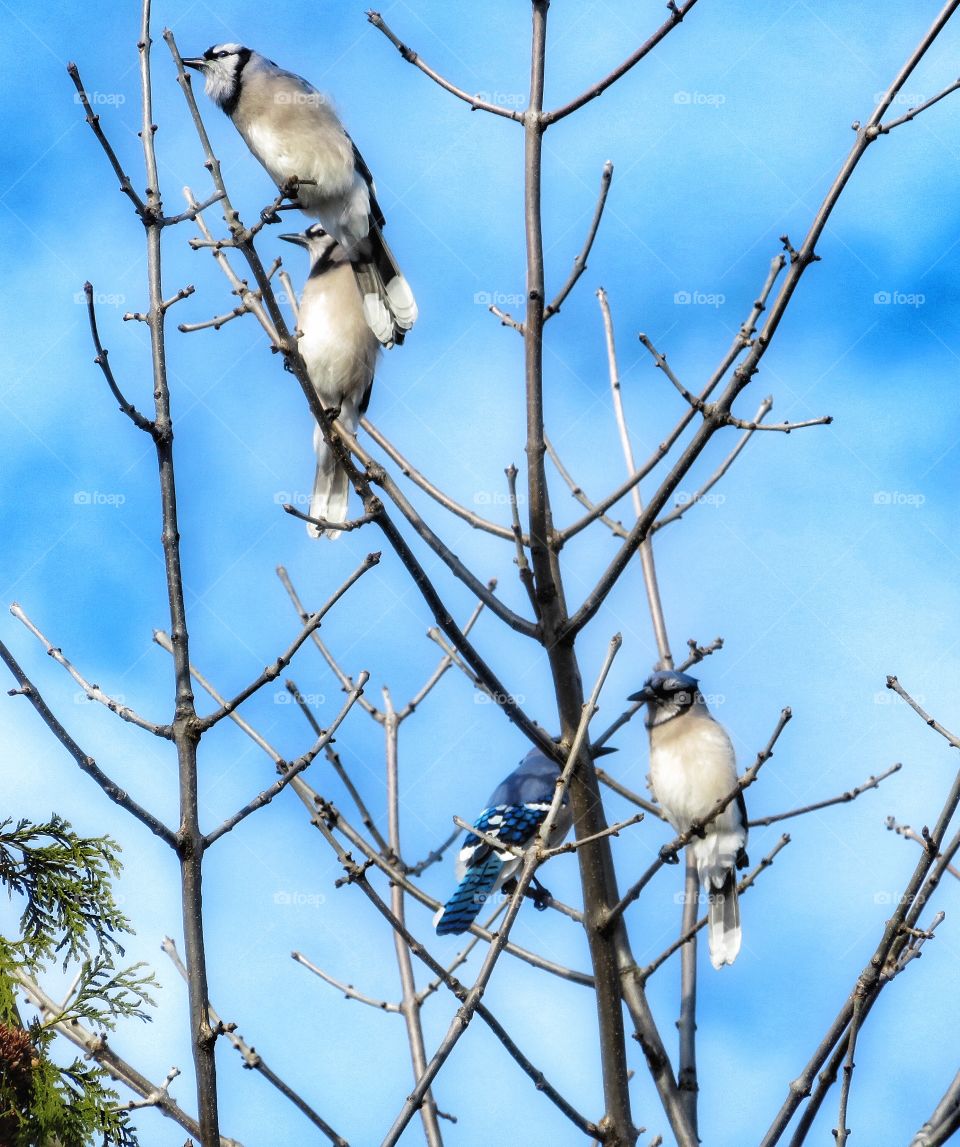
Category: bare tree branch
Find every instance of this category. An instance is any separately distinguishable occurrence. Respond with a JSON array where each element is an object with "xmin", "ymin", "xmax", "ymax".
[
  {"xmin": 601, "ymin": 288, "xmax": 672, "ymax": 667},
  {"xmin": 83, "ymin": 283, "xmax": 157, "ymax": 434},
  {"xmin": 361, "ymin": 417, "xmax": 518, "ymax": 542},
  {"xmin": 293, "ymin": 950, "xmax": 400, "ymax": 1012},
  {"xmin": 204, "ymin": 672, "xmax": 370, "ymax": 847},
  {"xmin": 749, "ymin": 763, "xmax": 902, "ymax": 828},
  {"xmin": 10, "ymin": 603, "xmax": 169, "ymax": 737},
  {"xmin": 195, "ymin": 554, "xmax": 379, "ymax": 733},
  {"xmin": 544, "ymin": 162, "xmax": 614, "ymax": 320},
  {"xmin": 542, "ymin": 0, "xmax": 702, "ymax": 125},
  {"xmin": 161, "ymin": 939, "xmax": 347, "ymax": 1145},
  {"xmin": 0, "ymin": 638, "xmax": 175, "ymax": 847},
  {"xmin": 366, "ymin": 11, "xmax": 525, "ymax": 121}
]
